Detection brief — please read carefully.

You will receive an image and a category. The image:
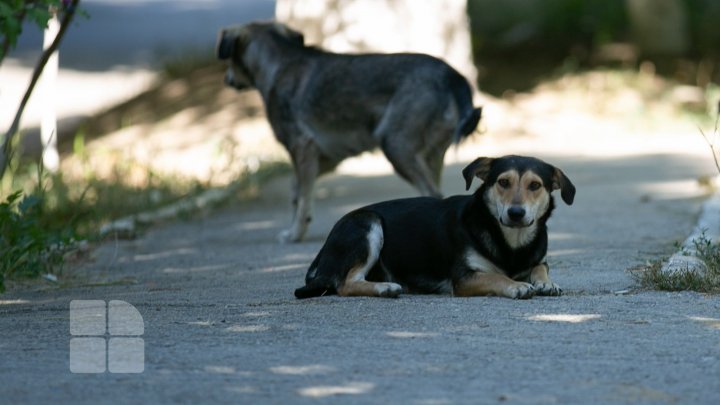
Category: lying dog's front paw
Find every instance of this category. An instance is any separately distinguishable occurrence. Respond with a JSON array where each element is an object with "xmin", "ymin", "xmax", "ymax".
[
  {"xmin": 375, "ymin": 282, "xmax": 402, "ymax": 298},
  {"xmin": 504, "ymin": 282, "xmax": 535, "ymax": 299},
  {"xmin": 532, "ymin": 281, "xmax": 562, "ymax": 296}
]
